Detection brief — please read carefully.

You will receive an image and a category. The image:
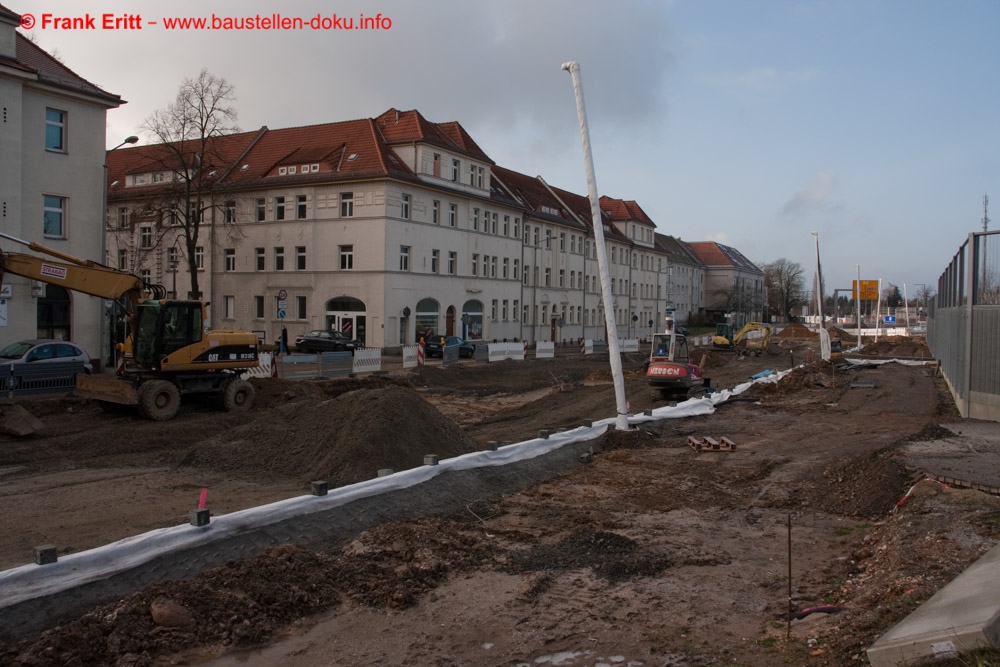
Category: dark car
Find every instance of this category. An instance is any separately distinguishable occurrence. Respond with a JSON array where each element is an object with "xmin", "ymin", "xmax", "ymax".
[
  {"xmin": 424, "ymin": 336, "xmax": 476, "ymax": 358},
  {"xmin": 294, "ymin": 330, "xmax": 363, "ymax": 354}
]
